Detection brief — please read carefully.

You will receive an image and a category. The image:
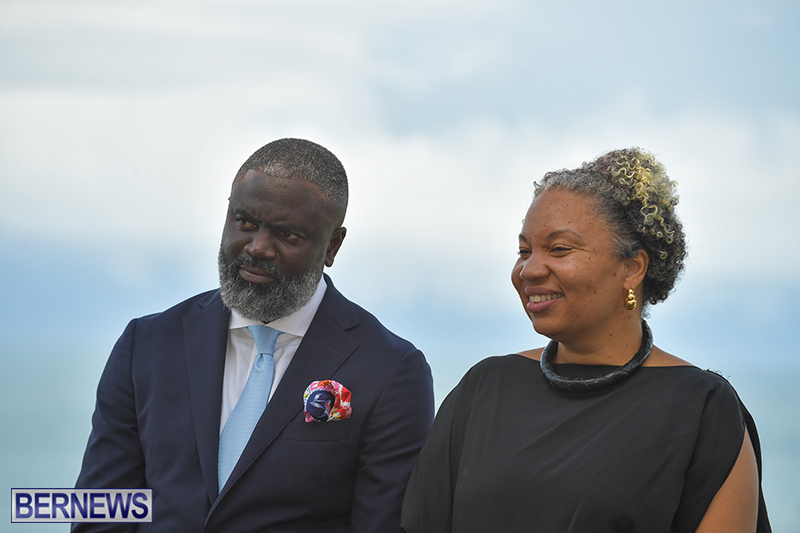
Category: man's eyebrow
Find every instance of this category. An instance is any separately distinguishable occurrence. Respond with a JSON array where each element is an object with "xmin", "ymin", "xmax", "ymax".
[
  {"xmin": 271, "ymin": 221, "xmax": 310, "ymax": 236},
  {"xmin": 232, "ymin": 207, "xmax": 255, "ymax": 218}
]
